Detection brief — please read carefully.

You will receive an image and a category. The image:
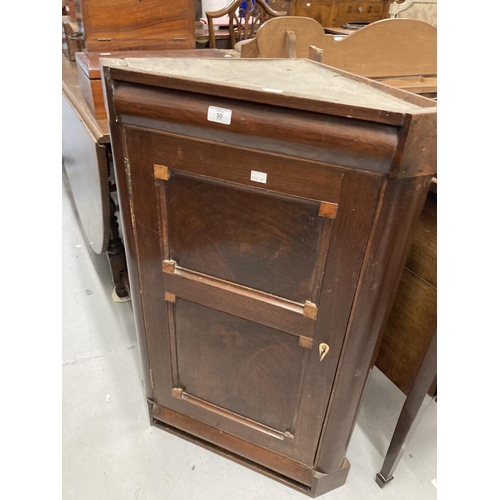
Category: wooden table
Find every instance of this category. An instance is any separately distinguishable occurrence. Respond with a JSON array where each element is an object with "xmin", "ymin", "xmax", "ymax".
[
  {"xmin": 62, "ymin": 55, "xmax": 129, "ymax": 298},
  {"xmin": 374, "ymin": 179, "xmax": 437, "ymax": 487},
  {"xmin": 195, "ymin": 19, "xmax": 232, "ymax": 48},
  {"xmin": 62, "ymin": 54, "xmax": 110, "ymax": 251},
  {"xmin": 195, "ymin": 27, "xmax": 231, "ymax": 46},
  {"xmin": 376, "ymin": 331, "xmax": 437, "ymax": 487},
  {"xmin": 62, "ymin": 50, "xmax": 235, "ymax": 299},
  {"xmin": 378, "ymin": 76, "xmax": 437, "ymax": 98}
]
